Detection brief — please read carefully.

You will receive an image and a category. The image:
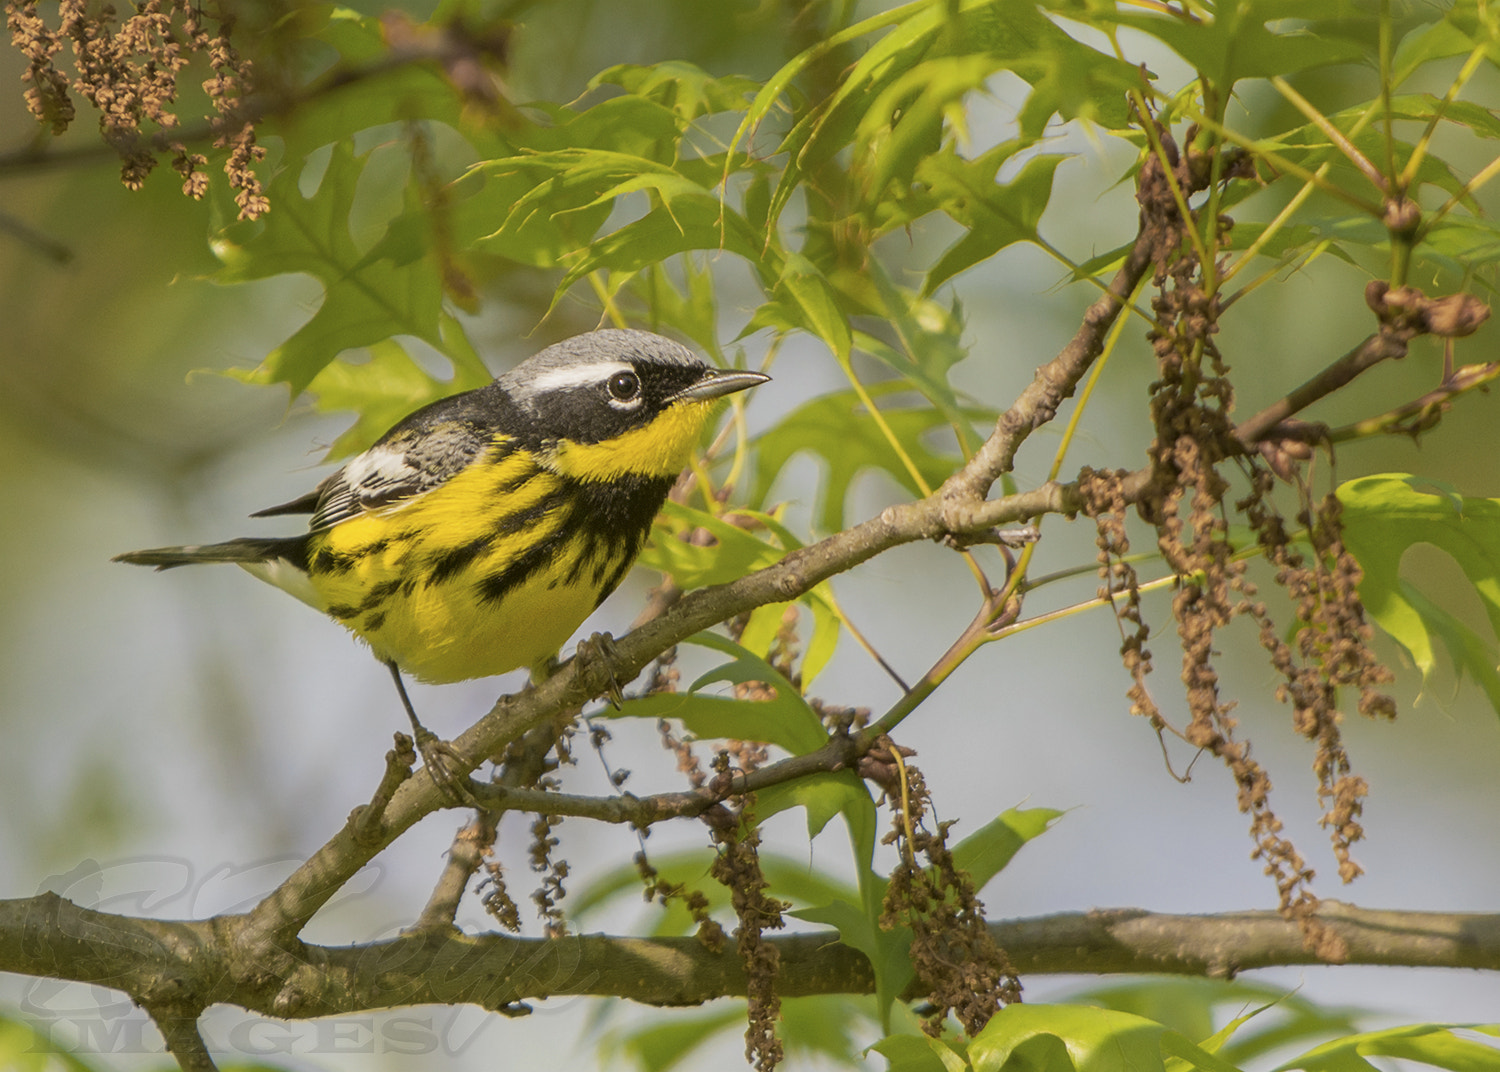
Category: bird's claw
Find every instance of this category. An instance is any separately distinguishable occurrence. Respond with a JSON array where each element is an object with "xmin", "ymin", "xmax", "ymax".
[
  {"xmin": 412, "ymin": 728, "xmax": 482, "ymax": 808},
  {"xmin": 578, "ymin": 632, "xmax": 626, "ymax": 709}
]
